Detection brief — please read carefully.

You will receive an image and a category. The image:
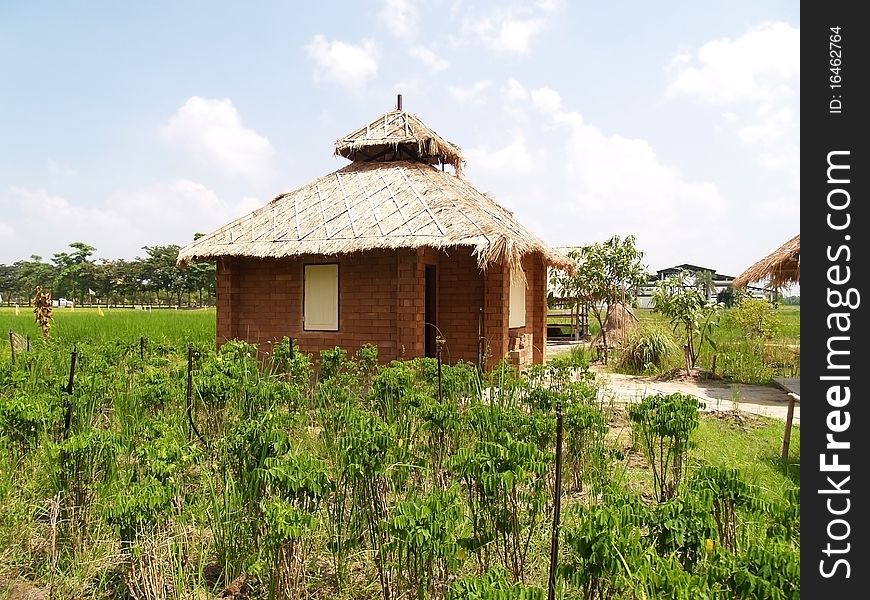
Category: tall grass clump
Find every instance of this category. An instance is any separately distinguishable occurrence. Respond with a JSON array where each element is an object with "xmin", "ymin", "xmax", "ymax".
[{"xmin": 616, "ymin": 324, "xmax": 679, "ymax": 374}]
